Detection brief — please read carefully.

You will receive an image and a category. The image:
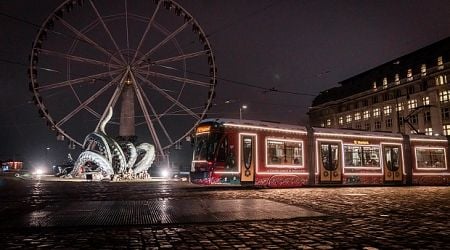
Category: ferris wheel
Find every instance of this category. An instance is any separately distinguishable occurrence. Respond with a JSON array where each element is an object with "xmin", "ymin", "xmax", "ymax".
[{"xmin": 28, "ymin": 0, "xmax": 217, "ymax": 157}]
